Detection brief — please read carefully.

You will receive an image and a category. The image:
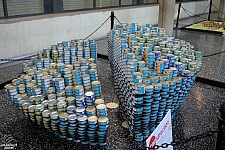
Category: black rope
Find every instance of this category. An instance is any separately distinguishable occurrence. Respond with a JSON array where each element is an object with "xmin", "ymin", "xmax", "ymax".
[
  {"xmin": 83, "ymin": 16, "xmax": 111, "ymax": 40},
  {"xmin": 212, "ymin": 4, "xmax": 225, "ymax": 15},
  {"xmin": 114, "ymin": 16, "xmax": 123, "ymax": 25},
  {"xmin": 181, "ymin": 6, "xmax": 208, "ymax": 20},
  {"xmin": 203, "ymin": 50, "xmax": 225, "ymax": 57}
]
